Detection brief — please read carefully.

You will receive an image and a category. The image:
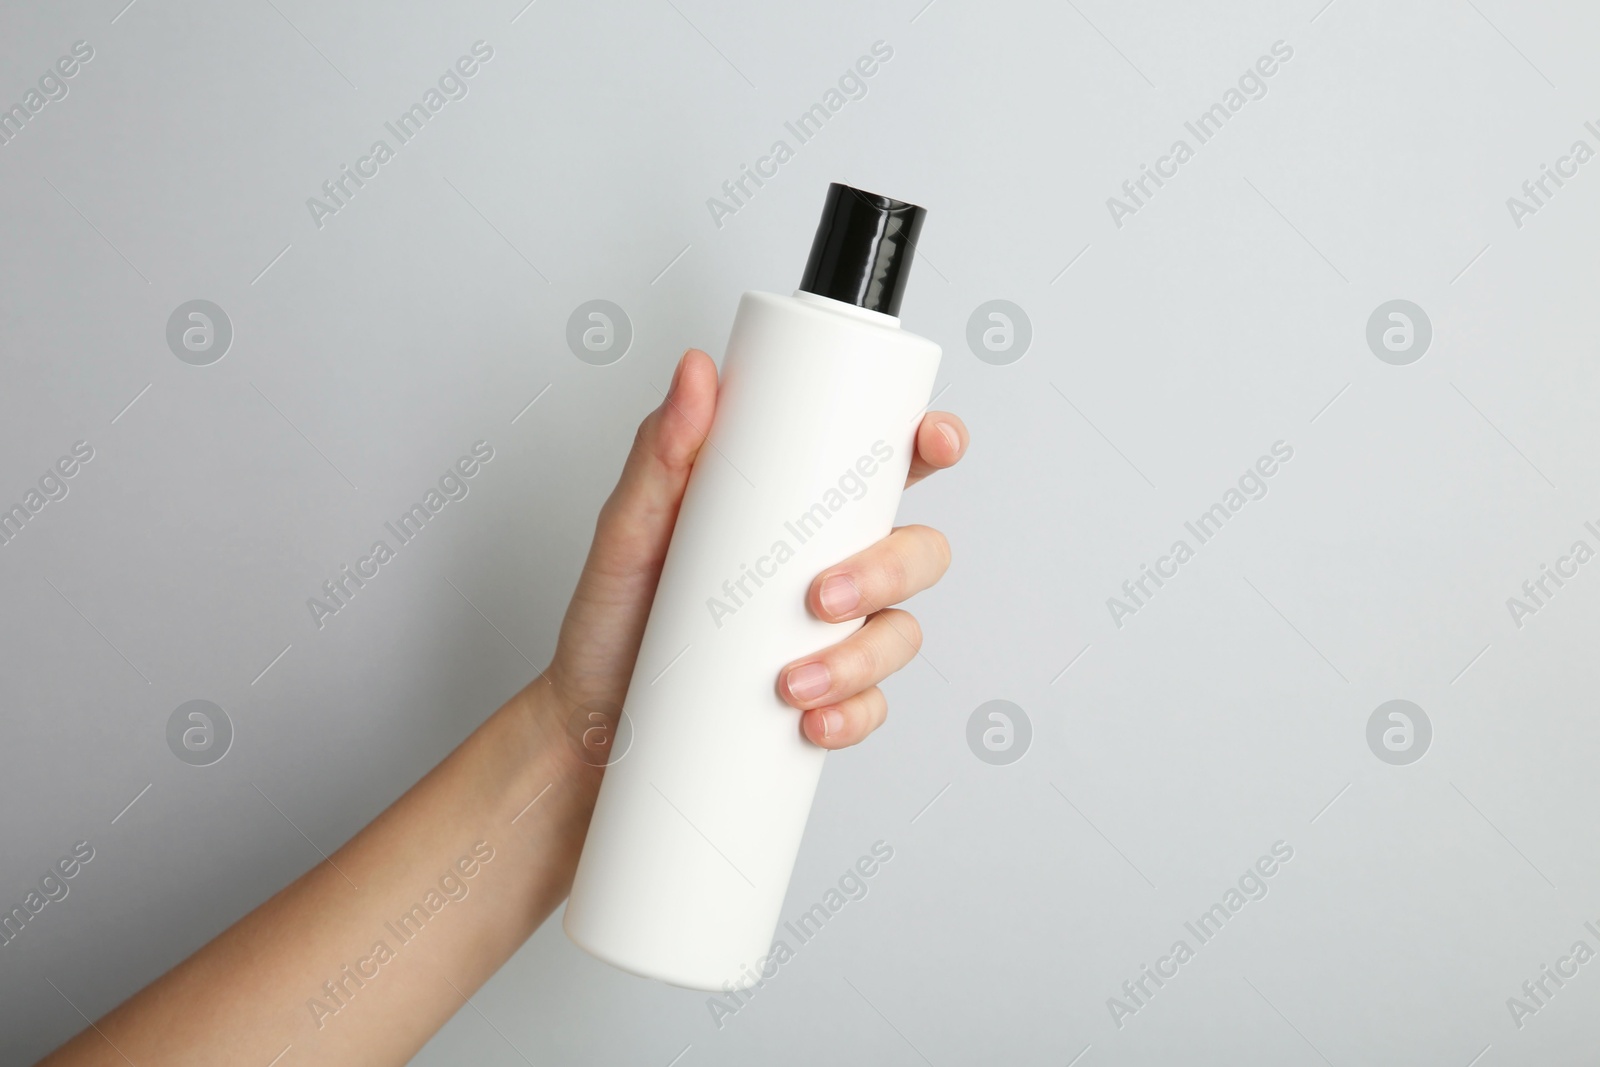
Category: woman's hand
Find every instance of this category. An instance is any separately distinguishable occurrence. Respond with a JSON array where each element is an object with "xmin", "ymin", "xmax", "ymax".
[
  {"xmin": 536, "ymin": 347, "xmax": 967, "ymax": 762},
  {"xmin": 37, "ymin": 346, "xmax": 966, "ymax": 1067}
]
